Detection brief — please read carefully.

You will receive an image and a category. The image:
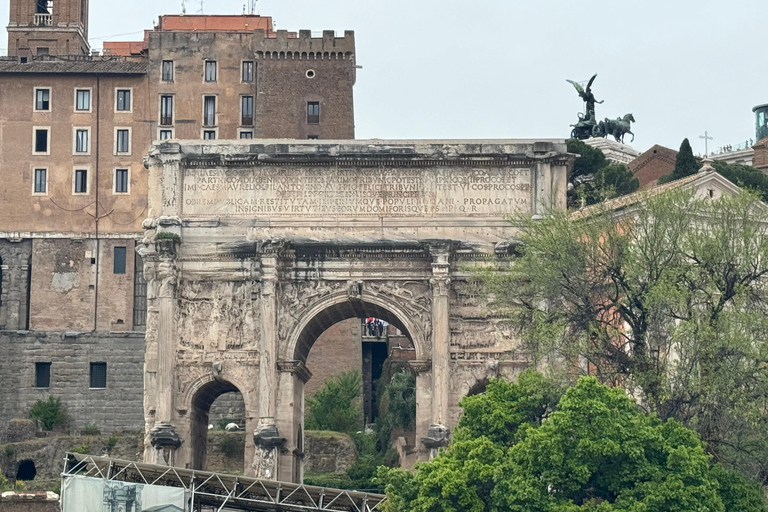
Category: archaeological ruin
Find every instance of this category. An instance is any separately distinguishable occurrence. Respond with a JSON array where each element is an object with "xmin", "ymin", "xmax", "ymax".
[{"xmin": 139, "ymin": 139, "xmax": 574, "ymax": 481}]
